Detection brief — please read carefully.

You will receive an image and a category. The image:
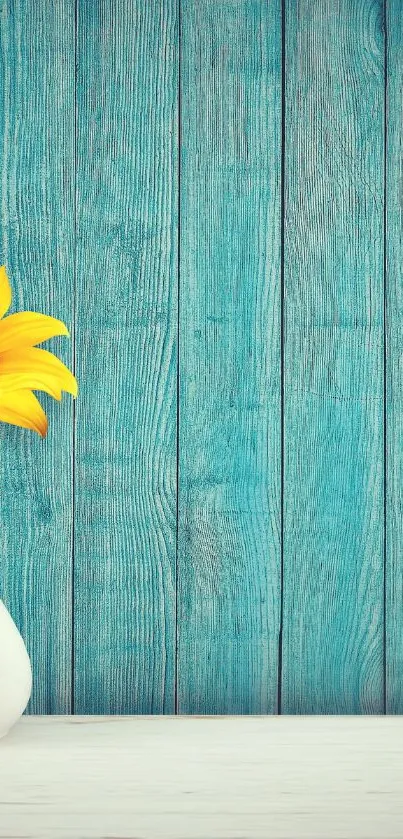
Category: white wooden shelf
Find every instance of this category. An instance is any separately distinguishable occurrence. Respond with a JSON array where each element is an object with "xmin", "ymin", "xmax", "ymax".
[{"xmin": 0, "ymin": 715, "xmax": 402, "ymax": 838}]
